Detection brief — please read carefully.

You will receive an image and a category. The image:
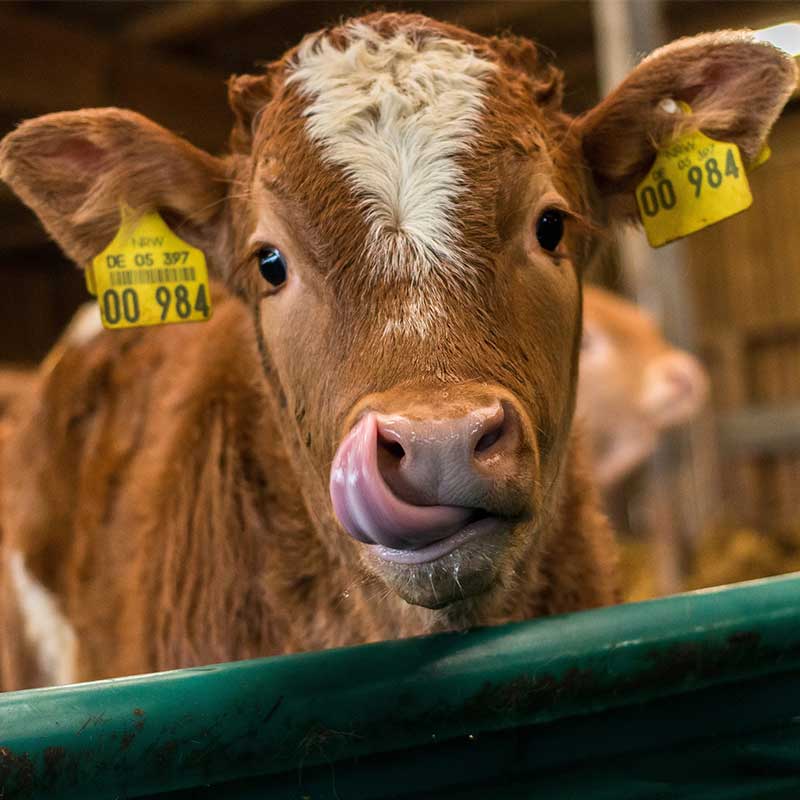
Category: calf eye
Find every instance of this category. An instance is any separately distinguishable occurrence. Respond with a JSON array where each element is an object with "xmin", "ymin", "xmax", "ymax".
[
  {"xmin": 536, "ymin": 209, "xmax": 564, "ymax": 252},
  {"xmin": 257, "ymin": 246, "xmax": 288, "ymax": 287}
]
